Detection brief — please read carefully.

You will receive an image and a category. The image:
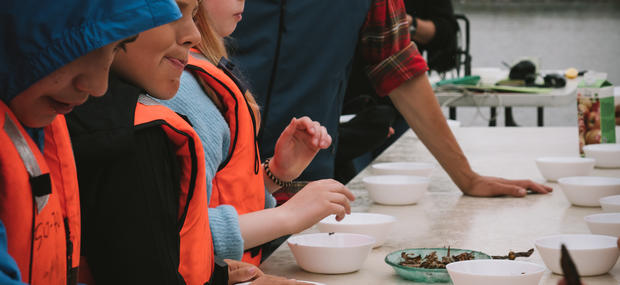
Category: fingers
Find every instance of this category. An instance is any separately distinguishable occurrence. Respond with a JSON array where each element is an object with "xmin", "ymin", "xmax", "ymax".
[
  {"xmin": 520, "ymin": 180, "xmax": 552, "ymax": 194},
  {"xmin": 228, "ymin": 266, "xmax": 260, "ymax": 284},
  {"xmin": 318, "ymin": 126, "xmax": 332, "ymax": 149},
  {"xmin": 332, "ymin": 203, "xmax": 347, "ymax": 221},
  {"xmin": 328, "ymin": 191, "xmax": 351, "ymax": 216},
  {"xmin": 387, "ymin": 126, "xmax": 395, "ymax": 138},
  {"xmin": 293, "ymin": 117, "xmax": 331, "ymax": 148},
  {"xmin": 493, "ymin": 183, "xmax": 527, "ymax": 197},
  {"xmin": 316, "ymin": 179, "xmax": 356, "ymax": 201},
  {"xmin": 499, "ymin": 178, "xmax": 553, "ymax": 194}
]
